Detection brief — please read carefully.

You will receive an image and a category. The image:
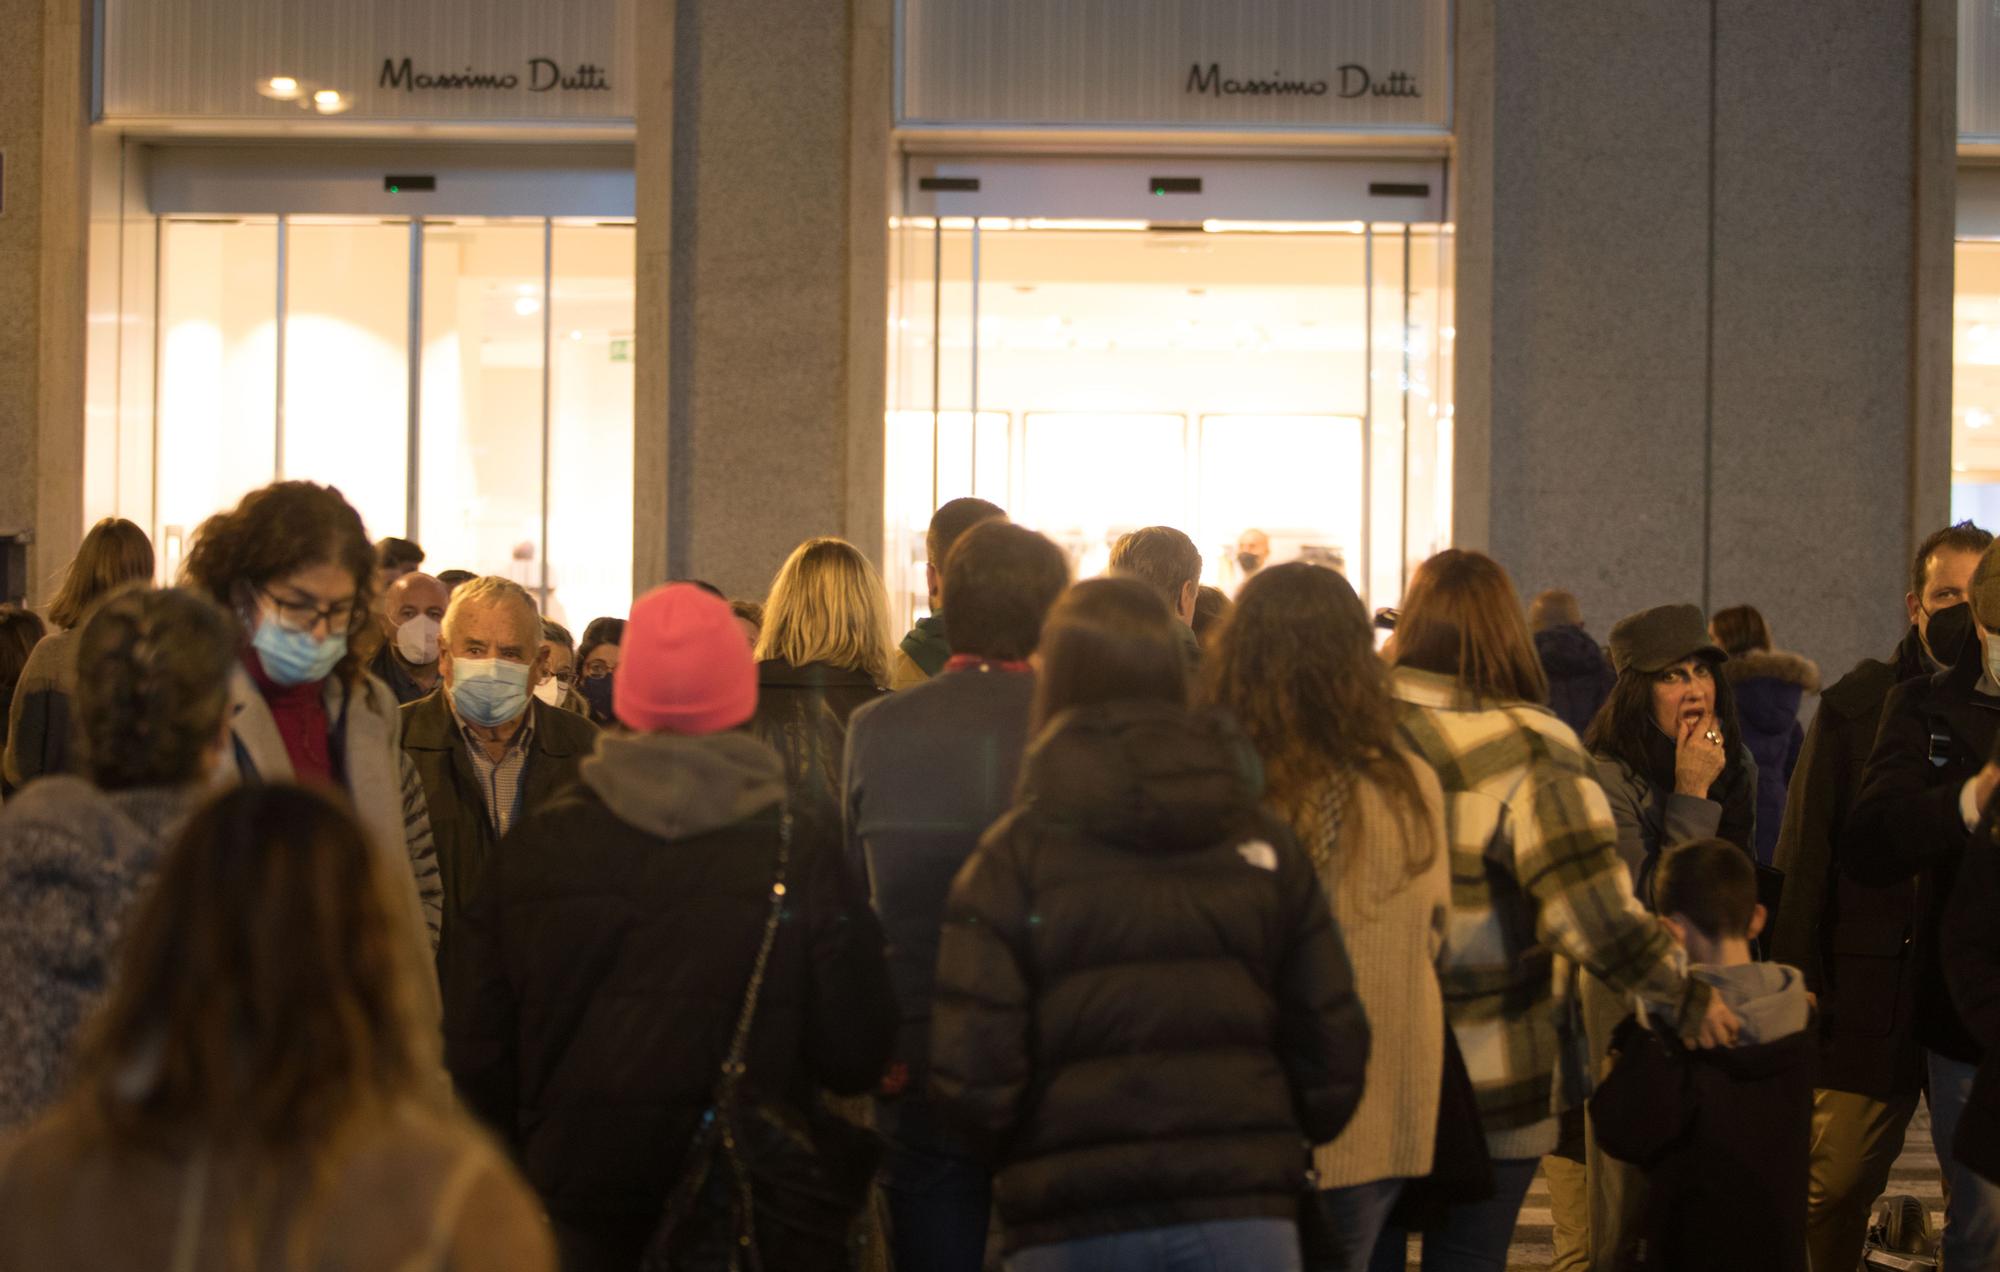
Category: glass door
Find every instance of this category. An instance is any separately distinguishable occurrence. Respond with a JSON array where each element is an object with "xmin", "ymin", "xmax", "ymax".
[
  {"xmin": 146, "ymin": 215, "xmax": 636, "ymax": 628},
  {"xmin": 886, "ymin": 215, "xmax": 1454, "ymax": 630}
]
